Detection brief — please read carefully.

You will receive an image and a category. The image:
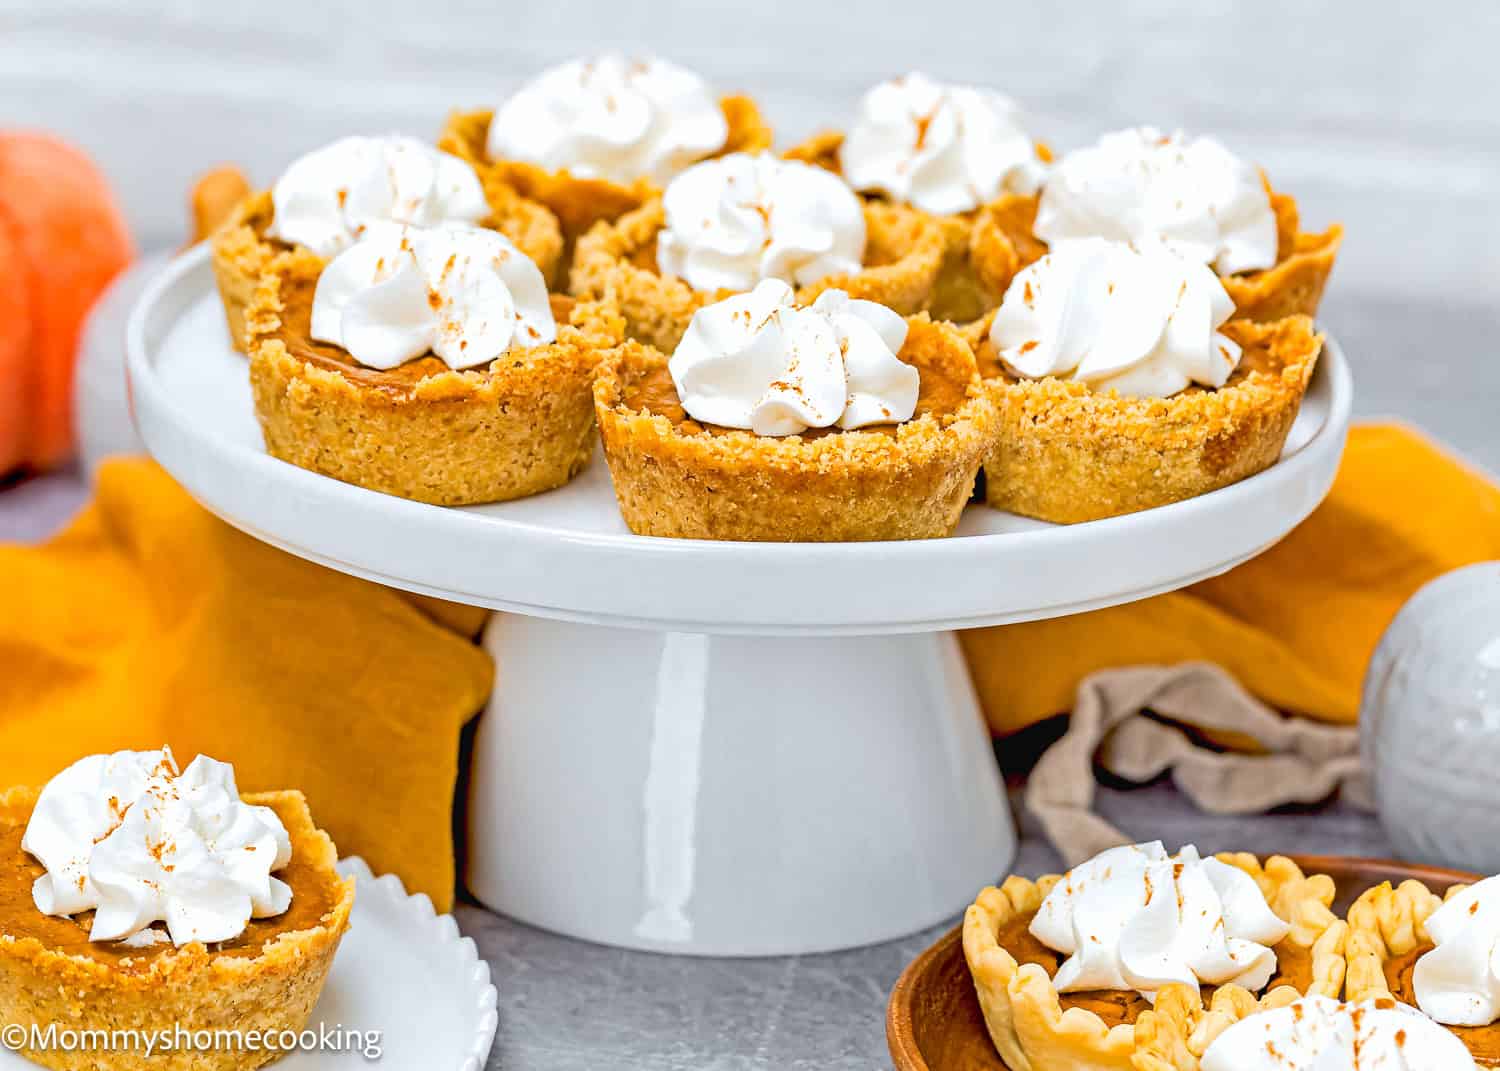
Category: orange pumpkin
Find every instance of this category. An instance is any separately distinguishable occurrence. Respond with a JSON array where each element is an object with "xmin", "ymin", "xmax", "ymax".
[{"xmin": 0, "ymin": 131, "xmax": 134, "ymax": 474}]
